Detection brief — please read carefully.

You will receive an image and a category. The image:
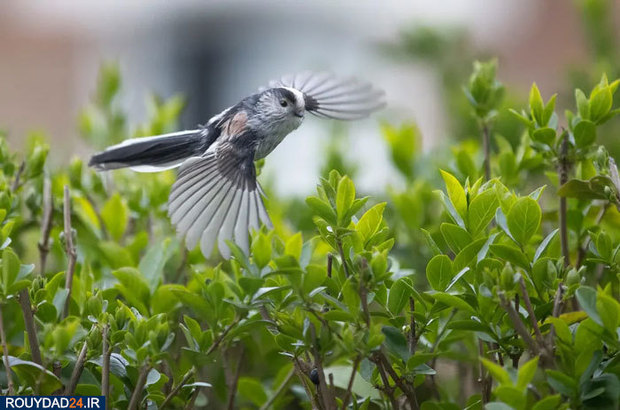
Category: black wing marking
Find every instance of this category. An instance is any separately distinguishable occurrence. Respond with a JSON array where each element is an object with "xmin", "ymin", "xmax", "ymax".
[
  {"xmin": 167, "ymin": 128, "xmax": 271, "ymax": 259},
  {"xmin": 270, "ymin": 72, "xmax": 385, "ymax": 120}
]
